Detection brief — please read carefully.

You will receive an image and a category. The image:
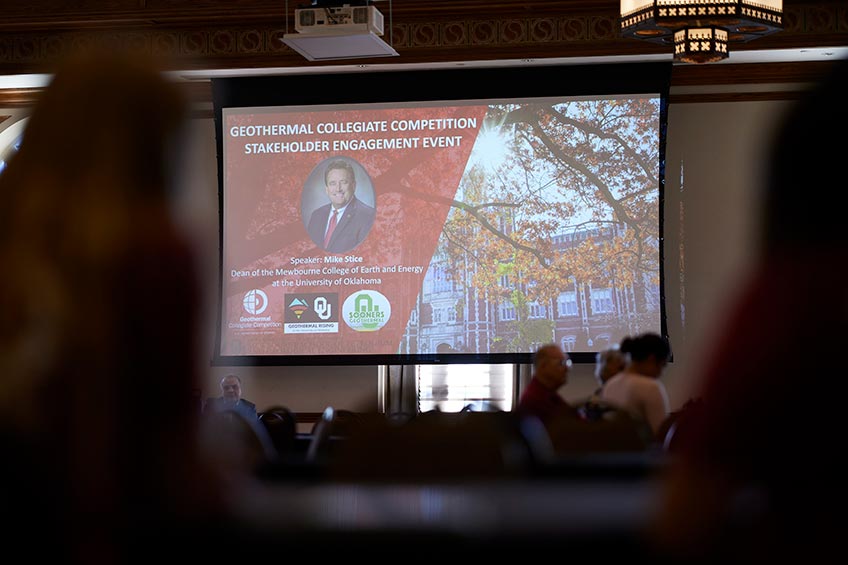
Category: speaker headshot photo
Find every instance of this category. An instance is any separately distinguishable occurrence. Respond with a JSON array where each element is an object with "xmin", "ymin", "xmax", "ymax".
[{"xmin": 303, "ymin": 157, "xmax": 376, "ymax": 254}]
